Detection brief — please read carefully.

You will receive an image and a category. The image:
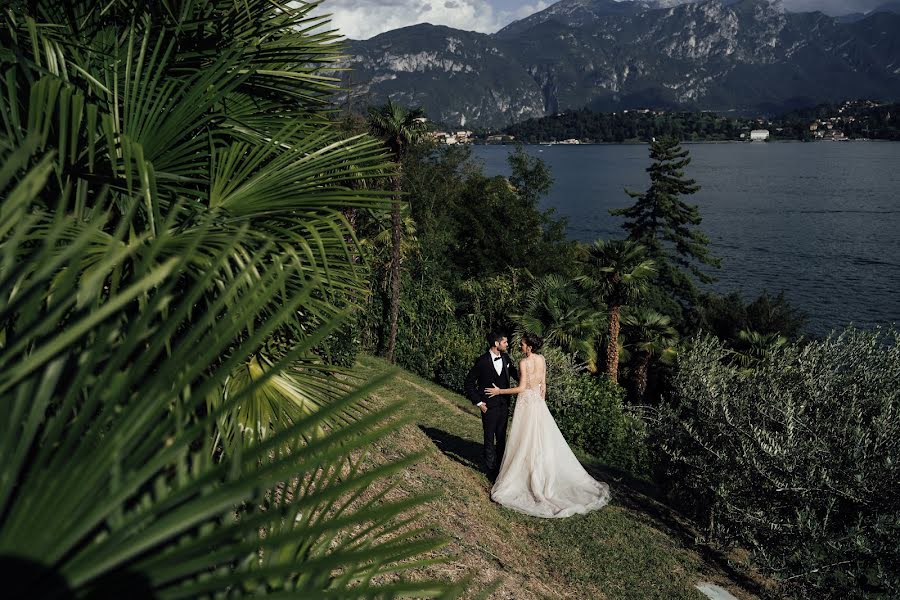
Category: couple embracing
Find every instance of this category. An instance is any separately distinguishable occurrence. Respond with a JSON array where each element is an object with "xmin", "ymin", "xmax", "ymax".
[{"xmin": 464, "ymin": 331, "xmax": 610, "ymax": 518}]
